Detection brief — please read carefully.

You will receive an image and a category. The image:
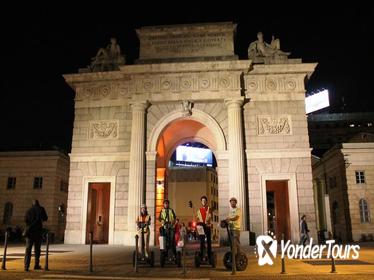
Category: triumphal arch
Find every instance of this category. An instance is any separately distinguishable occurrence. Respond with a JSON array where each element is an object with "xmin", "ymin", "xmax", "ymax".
[{"xmin": 64, "ymin": 22, "xmax": 317, "ymax": 245}]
